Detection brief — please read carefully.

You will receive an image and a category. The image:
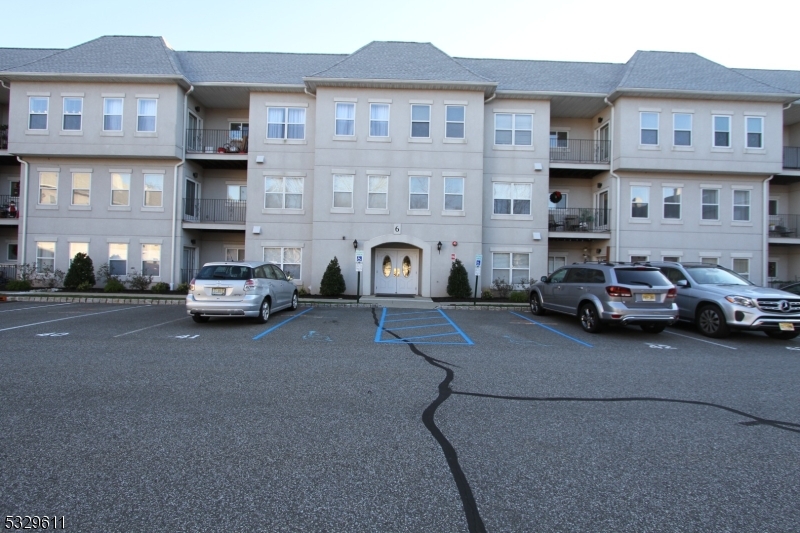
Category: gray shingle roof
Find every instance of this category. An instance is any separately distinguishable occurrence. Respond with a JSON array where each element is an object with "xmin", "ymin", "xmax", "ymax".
[
  {"xmin": 307, "ymin": 41, "xmax": 492, "ymax": 84},
  {"xmin": 733, "ymin": 68, "xmax": 800, "ymax": 94},
  {"xmin": 176, "ymin": 51, "xmax": 346, "ymax": 85},
  {"xmin": 456, "ymin": 57, "xmax": 625, "ymax": 94},
  {"xmin": 0, "ymin": 48, "xmax": 62, "ymax": 71},
  {"xmin": 0, "ymin": 36, "xmax": 183, "ymax": 77}
]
